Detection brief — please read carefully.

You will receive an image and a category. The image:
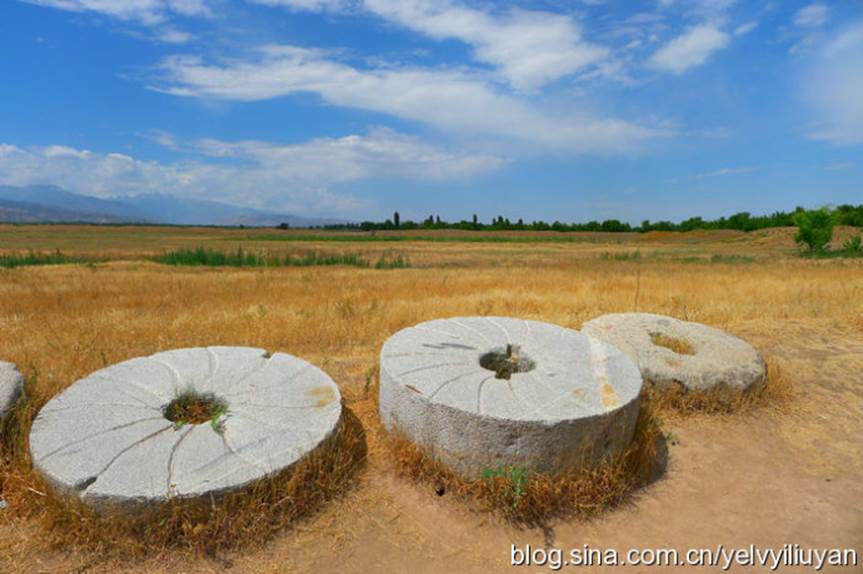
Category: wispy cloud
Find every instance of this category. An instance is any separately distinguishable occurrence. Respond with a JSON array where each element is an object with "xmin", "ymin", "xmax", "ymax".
[
  {"xmin": 252, "ymin": 0, "xmax": 610, "ymax": 92},
  {"xmin": 734, "ymin": 20, "xmax": 758, "ymax": 36},
  {"xmin": 21, "ymin": 0, "xmax": 212, "ymax": 24},
  {"xmin": 793, "ymin": 4, "xmax": 829, "ymax": 28},
  {"xmin": 153, "ymin": 45, "xmax": 665, "ymax": 153},
  {"xmin": 802, "ymin": 21, "xmax": 863, "ymax": 146},
  {"xmin": 650, "ymin": 25, "xmax": 730, "ymax": 74},
  {"xmin": 694, "ymin": 166, "xmax": 756, "ymax": 178},
  {"xmin": 825, "ymin": 162, "xmax": 854, "ymax": 171}
]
